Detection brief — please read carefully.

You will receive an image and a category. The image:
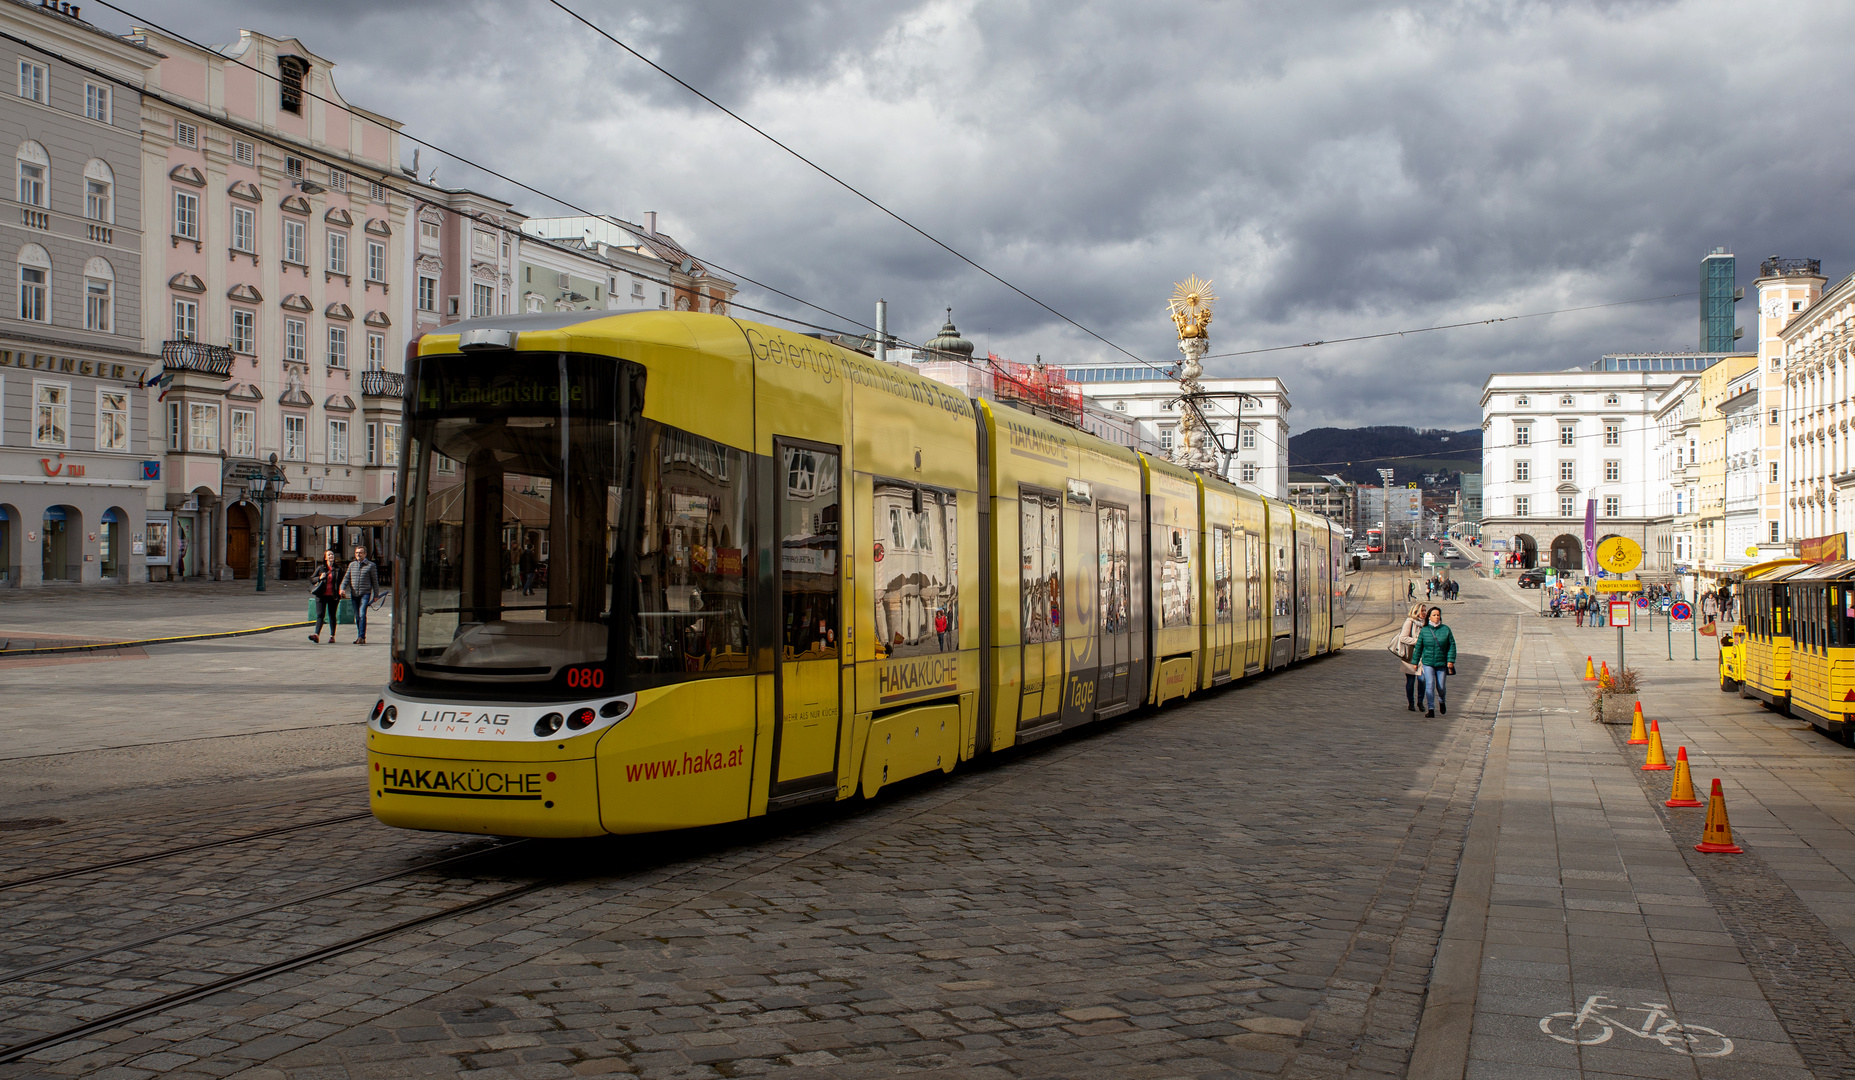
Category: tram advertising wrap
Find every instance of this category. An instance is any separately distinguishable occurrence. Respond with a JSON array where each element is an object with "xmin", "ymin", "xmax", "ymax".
[{"xmin": 366, "ymin": 311, "xmax": 1347, "ymax": 837}]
